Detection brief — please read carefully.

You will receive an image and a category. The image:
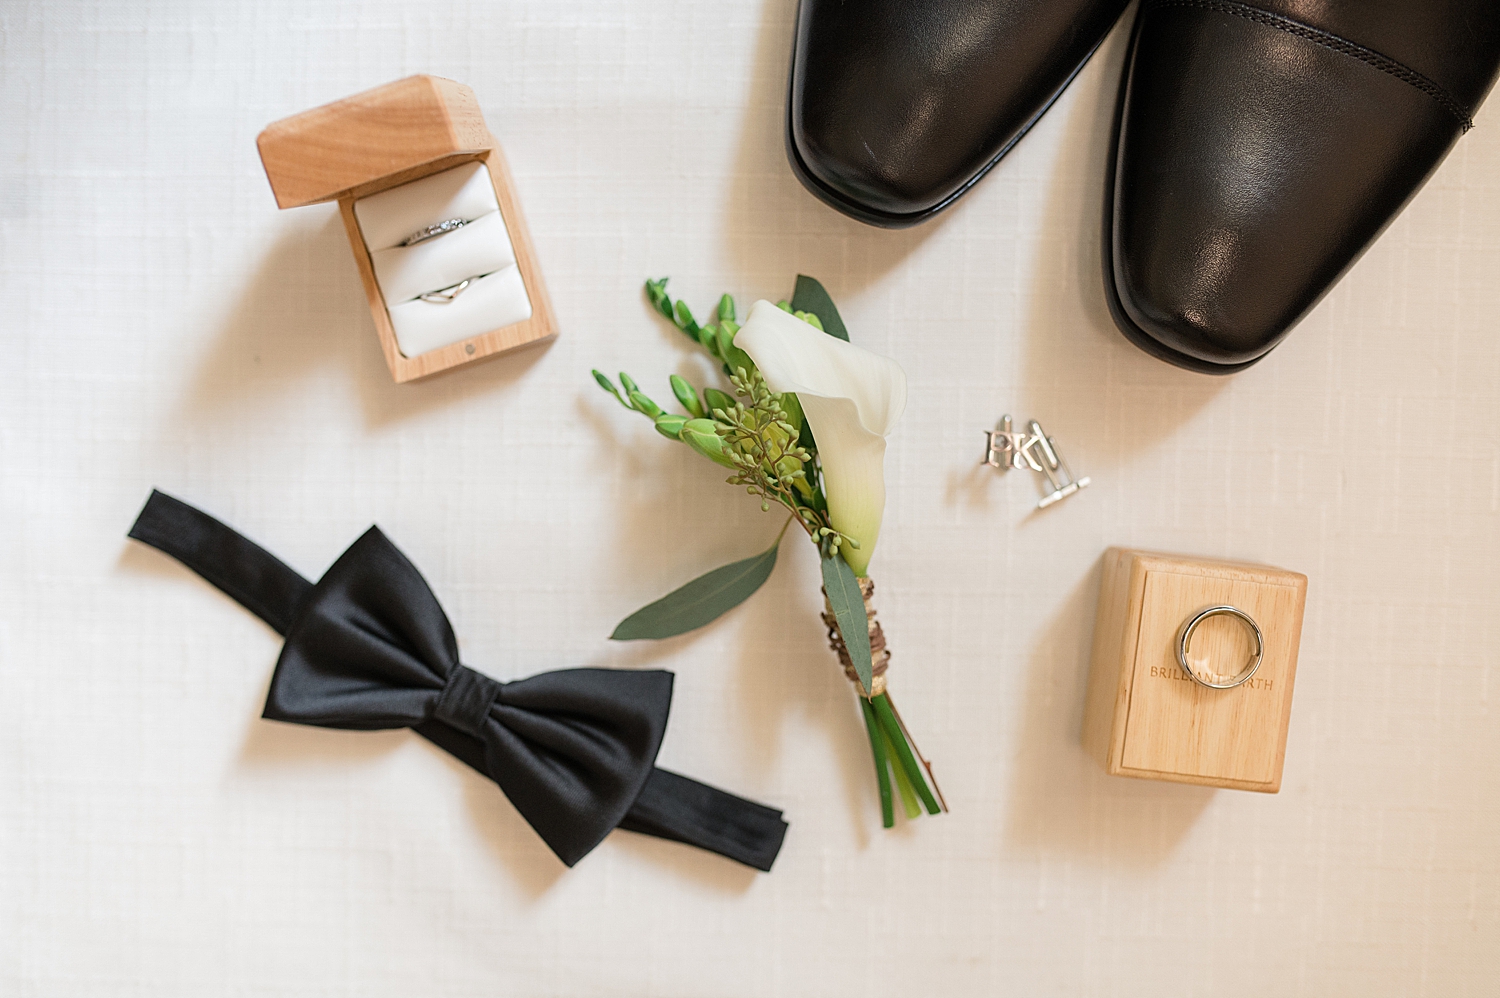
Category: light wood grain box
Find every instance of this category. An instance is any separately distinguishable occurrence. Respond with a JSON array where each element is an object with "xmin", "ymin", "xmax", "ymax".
[
  {"xmin": 256, "ymin": 75, "xmax": 557, "ymax": 382},
  {"xmin": 1083, "ymin": 549, "xmax": 1308, "ymax": 793}
]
